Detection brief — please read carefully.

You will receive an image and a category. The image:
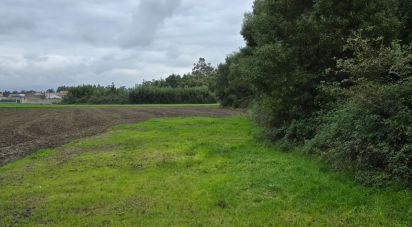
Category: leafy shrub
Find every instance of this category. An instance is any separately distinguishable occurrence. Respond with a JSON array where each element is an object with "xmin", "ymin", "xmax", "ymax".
[
  {"xmin": 215, "ymin": 50, "xmax": 254, "ymax": 108},
  {"xmin": 305, "ymin": 37, "xmax": 412, "ymax": 186},
  {"xmin": 63, "ymin": 84, "xmax": 129, "ymax": 104},
  {"xmin": 129, "ymin": 86, "xmax": 215, "ymax": 104},
  {"xmin": 306, "ymin": 82, "xmax": 412, "ymax": 186}
]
